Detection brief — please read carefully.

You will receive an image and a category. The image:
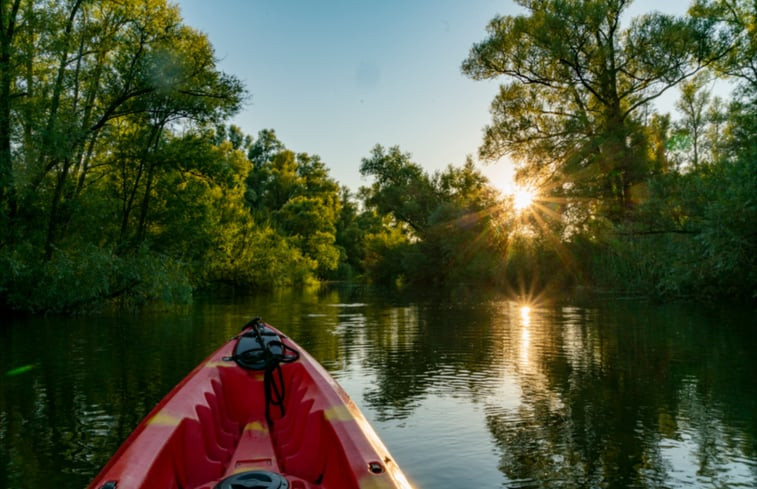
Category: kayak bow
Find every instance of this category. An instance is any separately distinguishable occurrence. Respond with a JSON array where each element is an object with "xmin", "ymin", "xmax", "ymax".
[{"xmin": 88, "ymin": 318, "xmax": 412, "ymax": 489}]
